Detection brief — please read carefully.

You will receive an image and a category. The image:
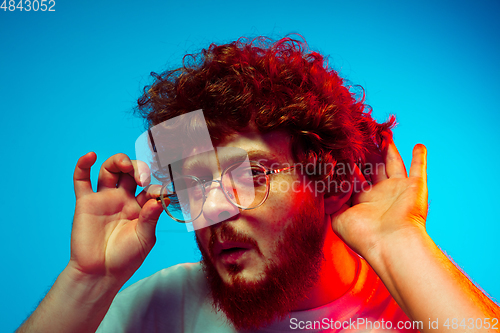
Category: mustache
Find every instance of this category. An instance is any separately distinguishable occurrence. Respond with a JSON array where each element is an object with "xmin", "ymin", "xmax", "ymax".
[{"xmin": 208, "ymin": 223, "xmax": 260, "ymax": 256}]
